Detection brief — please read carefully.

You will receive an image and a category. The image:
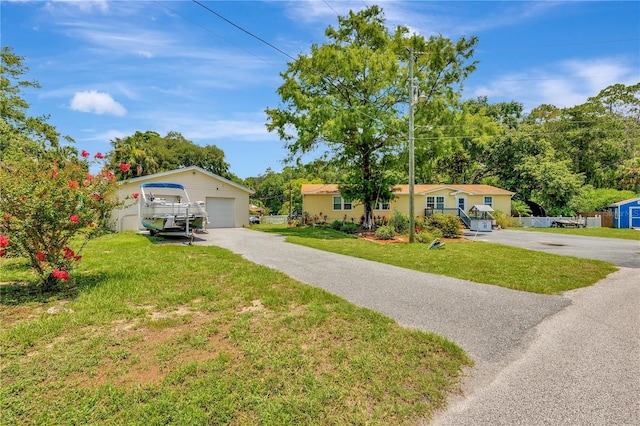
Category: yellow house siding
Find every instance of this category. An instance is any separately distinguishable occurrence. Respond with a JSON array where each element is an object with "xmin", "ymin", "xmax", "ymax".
[
  {"xmin": 300, "ymin": 183, "xmax": 514, "ymax": 222},
  {"xmin": 303, "ymin": 194, "xmax": 365, "ymax": 222}
]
